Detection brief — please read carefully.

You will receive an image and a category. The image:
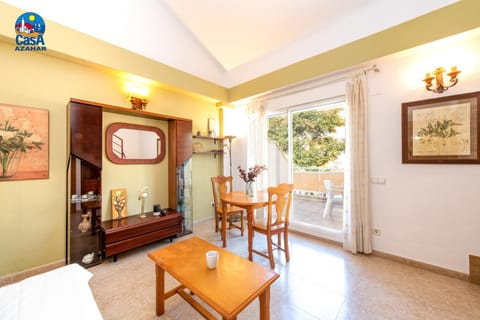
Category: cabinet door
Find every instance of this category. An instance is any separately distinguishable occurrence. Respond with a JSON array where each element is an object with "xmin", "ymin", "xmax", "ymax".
[
  {"xmin": 175, "ymin": 120, "xmax": 193, "ymax": 167},
  {"xmin": 168, "ymin": 119, "xmax": 192, "ymax": 209},
  {"xmin": 69, "ymin": 102, "xmax": 102, "ymax": 168}
]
